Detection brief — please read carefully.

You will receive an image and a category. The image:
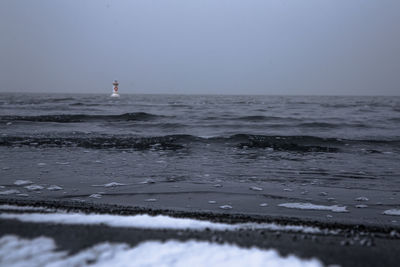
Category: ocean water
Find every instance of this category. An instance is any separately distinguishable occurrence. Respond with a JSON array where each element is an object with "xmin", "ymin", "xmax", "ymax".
[{"xmin": 1, "ymin": 93, "xmax": 400, "ymax": 224}]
